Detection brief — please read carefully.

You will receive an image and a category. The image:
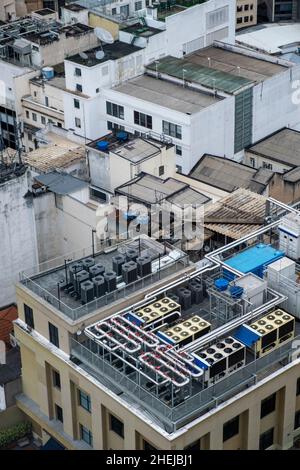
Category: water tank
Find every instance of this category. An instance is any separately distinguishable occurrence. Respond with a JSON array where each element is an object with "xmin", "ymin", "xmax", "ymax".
[
  {"xmin": 81, "ymin": 280, "xmax": 95, "ymax": 304},
  {"xmin": 104, "ymin": 271, "xmax": 117, "ymax": 292},
  {"xmin": 122, "ymin": 261, "xmax": 138, "ymax": 284},
  {"xmin": 126, "ymin": 248, "xmax": 139, "ymax": 262},
  {"xmin": 96, "ymin": 141, "xmax": 109, "ymax": 151},
  {"xmin": 82, "ymin": 257, "xmax": 95, "ymax": 271},
  {"xmin": 89, "ymin": 263, "xmax": 105, "ymax": 279},
  {"xmin": 74, "ymin": 270, "xmax": 90, "ymax": 293},
  {"xmin": 116, "ymin": 131, "xmax": 128, "ymax": 142},
  {"xmin": 93, "ymin": 275, "xmax": 105, "ymax": 297},
  {"xmin": 214, "ymin": 278, "xmax": 229, "ymax": 291},
  {"xmin": 42, "ymin": 66, "xmax": 54, "ymax": 80},
  {"xmin": 112, "ymin": 254, "xmax": 126, "ymax": 276},
  {"xmin": 229, "ymin": 285, "xmax": 244, "ymax": 299},
  {"xmin": 136, "ymin": 255, "xmax": 152, "ymax": 277}
]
